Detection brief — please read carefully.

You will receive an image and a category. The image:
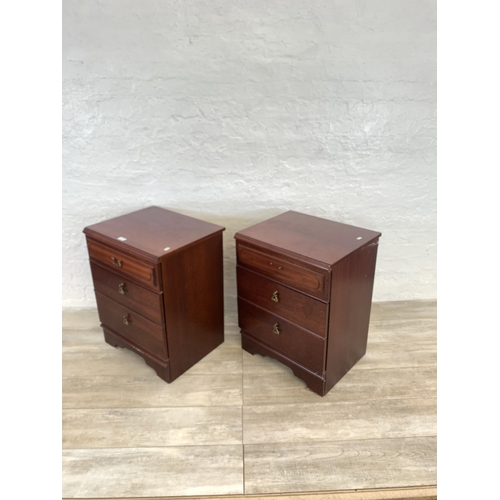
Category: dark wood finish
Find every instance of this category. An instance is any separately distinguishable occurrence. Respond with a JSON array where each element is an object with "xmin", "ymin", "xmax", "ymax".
[
  {"xmin": 90, "ymin": 263, "xmax": 164, "ymax": 325},
  {"xmin": 103, "ymin": 327, "xmax": 171, "ymax": 382},
  {"xmin": 84, "ymin": 206, "xmax": 225, "ymax": 384},
  {"xmin": 95, "ymin": 292, "xmax": 167, "ymax": 360},
  {"xmin": 162, "ymin": 232, "xmax": 225, "ymax": 381},
  {"xmin": 324, "ymin": 239, "xmax": 379, "ymax": 393},
  {"xmin": 237, "ymin": 243, "xmax": 329, "ymax": 300},
  {"xmin": 84, "ymin": 206, "xmax": 224, "ymax": 259},
  {"xmin": 241, "ymin": 334, "xmax": 325, "ymax": 395},
  {"xmin": 237, "ymin": 266, "xmax": 328, "ymax": 337},
  {"xmin": 238, "ymin": 298, "xmax": 325, "ymax": 373},
  {"xmin": 87, "ymin": 240, "xmax": 159, "ymax": 290},
  {"xmin": 236, "ymin": 210, "xmax": 380, "ymax": 266},
  {"xmin": 235, "ymin": 211, "xmax": 380, "ymax": 396}
]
